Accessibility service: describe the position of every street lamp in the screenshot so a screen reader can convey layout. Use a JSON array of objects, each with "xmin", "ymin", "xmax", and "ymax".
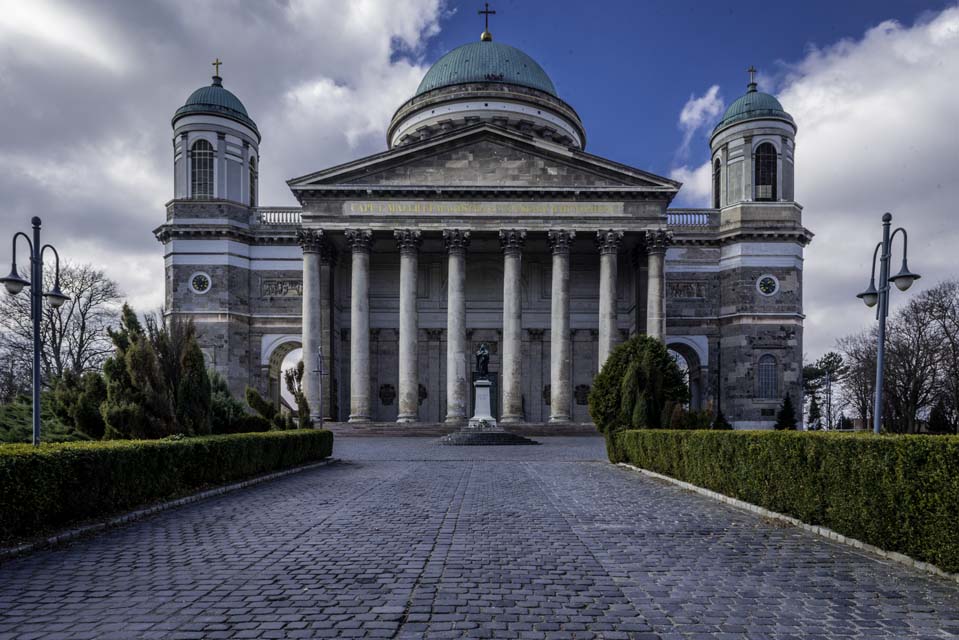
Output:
[
  {"xmin": 0, "ymin": 217, "xmax": 69, "ymax": 446},
  {"xmin": 856, "ymin": 212, "xmax": 920, "ymax": 434}
]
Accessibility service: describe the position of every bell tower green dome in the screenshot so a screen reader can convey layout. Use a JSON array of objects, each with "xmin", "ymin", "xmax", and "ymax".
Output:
[
  {"xmin": 415, "ymin": 40, "xmax": 557, "ymax": 97},
  {"xmin": 713, "ymin": 78, "xmax": 794, "ymax": 134},
  {"xmin": 173, "ymin": 75, "xmax": 259, "ymax": 139}
]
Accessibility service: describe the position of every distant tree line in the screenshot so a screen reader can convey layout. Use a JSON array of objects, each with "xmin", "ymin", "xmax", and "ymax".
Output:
[{"xmin": 806, "ymin": 279, "xmax": 959, "ymax": 434}]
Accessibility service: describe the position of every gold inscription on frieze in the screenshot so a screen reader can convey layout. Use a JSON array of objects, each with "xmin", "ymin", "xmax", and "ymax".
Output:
[{"xmin": 346, "ymin": 201, "xmax": 623, "ymax": 215}]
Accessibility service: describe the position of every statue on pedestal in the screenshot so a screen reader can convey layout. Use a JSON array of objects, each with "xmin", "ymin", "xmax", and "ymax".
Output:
[{"xmin": 475, "ymin": 343, "xmax": 490, "ymax": 378}]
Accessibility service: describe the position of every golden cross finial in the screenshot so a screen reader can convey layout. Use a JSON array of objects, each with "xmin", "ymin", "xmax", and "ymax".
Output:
[
  {"xmin": 747, "ymin": 65, "xmax": 757, "ymax": 84},
  {"xmin": 479, "ymin": 2, "xmax": 495, "ymax": 40},
  {"xmin": 212, "ymin": 58, "xmax": 222, "ymax": 76}
]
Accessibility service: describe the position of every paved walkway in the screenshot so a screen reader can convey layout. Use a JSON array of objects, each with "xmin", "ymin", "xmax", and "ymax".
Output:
[{"xmin": 1, "ymin": 437, "xmax": 957, "ymax": 639}]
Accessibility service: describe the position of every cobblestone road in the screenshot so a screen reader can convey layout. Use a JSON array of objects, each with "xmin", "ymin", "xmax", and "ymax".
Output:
[{"xmin": 1, "ymin": 437, "xmax": 957, "ymax": 639}]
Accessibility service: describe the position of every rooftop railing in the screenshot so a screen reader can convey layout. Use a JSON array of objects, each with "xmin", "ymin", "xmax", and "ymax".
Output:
[
  {"xmin": 667, "ymin": 209, "xmax": 718, "ymax": 228},
  {"xmin": 254, "ymin": 208, "xmax": 302, "ymax": 226}
]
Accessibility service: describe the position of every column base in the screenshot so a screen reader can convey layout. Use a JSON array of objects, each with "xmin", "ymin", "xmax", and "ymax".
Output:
[
  {"xmin": 348, "ymin": 415, "xmax": 371, "ymax": 423},
  {"xmin": 445, "ymin": 415, "xmax": 467, "ymax": 425},
  {"xmin": 549, "ymin": 416, "xmax": 572, "ymax": 424},
  {"xmin": 396, "ymin": 414, "xmax": 417, "ymax": 423},
  {"xmin": 499, "ymin": 415, "xmax": 524, "ymax": 424}
]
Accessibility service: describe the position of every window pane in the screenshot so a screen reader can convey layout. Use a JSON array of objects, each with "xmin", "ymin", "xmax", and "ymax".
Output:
[
  {"xmin": 754, "ymin": 143, "xmax": 777, "ymax": 201},
  {"xmin": 191, "ymin": 140, "xmax": 214, "ymax": 198},
  {"xmin": 758, "ymin": 354, "xmax": 778, "ymax": 399}
]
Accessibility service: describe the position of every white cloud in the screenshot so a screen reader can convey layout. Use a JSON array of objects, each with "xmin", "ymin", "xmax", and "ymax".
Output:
[
  {"xmin": 0, "ymin": 0, "xmax": 445, "ymax": 312},
  {"xmin": 677, "ymin": 85, "xmax": 723, "ymax": 155},
  {"xmin": 669, "ymin": 163, "xmax": 711, "ymax": 206},
  {"xmin": 669, "ymin": 7, "xmax": 959, "ymax": 358}
]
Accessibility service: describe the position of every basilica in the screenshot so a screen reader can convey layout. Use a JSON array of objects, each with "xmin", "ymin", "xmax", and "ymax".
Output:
[{"xmin": 155, "ymin": 28, "xmax": 811, "ymax": 429}]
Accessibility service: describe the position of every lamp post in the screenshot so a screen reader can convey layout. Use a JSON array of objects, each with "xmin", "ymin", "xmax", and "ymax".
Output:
[
  {"xmin": 856, "ymin": 212, "xmax": 920, "ymax": 434},
  {"xmin": 0, "ymin": 217, "xmax": 69, "ymax": 446}
]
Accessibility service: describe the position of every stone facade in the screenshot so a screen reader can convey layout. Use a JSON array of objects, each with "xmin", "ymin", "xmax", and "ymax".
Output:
[{"xmin": 158, "ymin": 50, "xmax": 811, "ymax": 429}]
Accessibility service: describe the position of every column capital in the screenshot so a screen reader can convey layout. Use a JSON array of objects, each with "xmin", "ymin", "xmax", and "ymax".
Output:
[
  {"xmin": 596, "ymin": 229, "xmax": 624, "ymax": 255},
  {"xmin": 644, "ymin": 229, "xmax": 673, "ymax": 254},
  {"xmin": 443, "ymin": 229, "xmax": 471, "ymax": 253},
  {"xmin": 394, "ymin": 229, "xmax": 422, "ymax": 254},
  {"xmin": 547, "ymin": 229, "xmax": 576, "ymax": 254},
  {"xmin": 296, "ymin": 229, "xmax": 326, "ymax": 253},
  {"xmin": 345, "ymin": 228, "xmax": 373, "ymax": 252},
  {"xmin": 499, "ymin": 229, "xmax": 527, "ymax": 254}
]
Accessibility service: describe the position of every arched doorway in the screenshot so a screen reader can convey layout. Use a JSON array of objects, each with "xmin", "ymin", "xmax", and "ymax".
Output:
[
  {"xmin": 667, "ymin": 339, "xmax": 707, "ymax": 411},
  {"xmin": 263, "ymin": 338, "xmax": 302, "ymax": 413}
]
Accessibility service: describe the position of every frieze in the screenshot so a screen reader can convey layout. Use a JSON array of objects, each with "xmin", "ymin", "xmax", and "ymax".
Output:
[
  {"xmin": 261, "ymin": 279, "xmax": 303, "ymax": 298},
  {"xmin": 667, "ymin": 281, "xmax": 708, "ymax": 299},
  {"xmin": 346, "ymin": 201, "xmax": 625, "ymax": 216}
]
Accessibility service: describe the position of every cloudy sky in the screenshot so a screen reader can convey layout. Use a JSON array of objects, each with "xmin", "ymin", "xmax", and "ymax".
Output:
[{"xmin": 1, "ymin": 0, "xmax": 956, "ymax": 360}]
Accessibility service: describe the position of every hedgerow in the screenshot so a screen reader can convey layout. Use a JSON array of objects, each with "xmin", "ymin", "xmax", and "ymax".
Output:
[
  {"xmin": 614, "ymin": 429, "xmax": 959, "ymax": 574},
  {"xmin": 0, "ymin": 429, "xmax": 333, "ymax": 543}
]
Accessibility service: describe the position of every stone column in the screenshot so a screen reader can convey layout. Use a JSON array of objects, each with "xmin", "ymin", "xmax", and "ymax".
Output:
[
  {"xmin": 318, "ymin": 245, "xmax": 337, "ymax": 420},
  {"xmin": 345, "ymin": 229, "xmax": 373, "ymax": 422},
  {"xmin": 394, "ymin": 229, "xmax": 422, "ymax": 423},
  {"xmin": 548, "ymin": 230, "xmax": 575, "ymax": 423},
  {"xmin": 596, "ymin": 230, "xmax": 624, "ymax": 367},
  {"xmin": 645, "ymin": 230, "xmax": 671, "ymax": 342},
  {"xmin": 443, "ymin": 229, "xmax": 470, "ymax": 424},
  {"xmin": 297, "ymin": 229, "xmax": 324, "ymax": 420},
  {"xmin": 499, "ymin": 229, "xmax": 527, "ymax": 423}
]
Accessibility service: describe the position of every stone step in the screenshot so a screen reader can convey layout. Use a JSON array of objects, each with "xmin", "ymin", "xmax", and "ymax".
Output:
[{"xmin": 320, "ymin": 421, "xmax": 599, "ymax": 437}]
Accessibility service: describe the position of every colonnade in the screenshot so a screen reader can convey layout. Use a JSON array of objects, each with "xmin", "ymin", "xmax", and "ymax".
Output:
[{"xmin": 299, "ymin": 228, "xmax": 669, "ymax": 424}]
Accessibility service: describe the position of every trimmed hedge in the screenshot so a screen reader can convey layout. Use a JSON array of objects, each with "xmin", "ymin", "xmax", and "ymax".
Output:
[
  {"xmin": 0, "ymin": 429, "xmax": 333, "ymax": 543},
  {"xmin": 613, "ymin": 429, "xmax": 959, "ymax": 574}
]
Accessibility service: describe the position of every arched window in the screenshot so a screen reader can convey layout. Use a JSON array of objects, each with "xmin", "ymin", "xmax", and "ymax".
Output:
[
  {"xmin": 249, "ymin": 156, "xmax": 257, "ymax": 206},
  {"xmin": 754, "ymin": 142, "xmax": 777, "ymax": 201},
  {"xmin": 712, "ymin": 158, "xmax": 722, "ymax": 208},
  {"xmin": 190, "ymin": 139, "xmax": 214, "ymax": 198},
  {"xmin": 758, "ymin": 354, "xmax": 778, "ymax": 399}
]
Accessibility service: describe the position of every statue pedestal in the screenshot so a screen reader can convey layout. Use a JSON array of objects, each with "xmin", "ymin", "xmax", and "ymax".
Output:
[
  {"xmin": 439, "ymin": 377, "xmax": 537, "ymax": 446},
  {"xmin": 466, "ymin": 379, "xmax": 498, "ymax": 431}
]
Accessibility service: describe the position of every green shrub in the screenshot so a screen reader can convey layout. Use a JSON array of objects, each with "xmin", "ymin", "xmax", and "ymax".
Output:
[
  {"xmin": 0, "ymin": 429, "xmax": 334, "ymax": 542},
  {"xmin": 0, "ymin": 394, "xmax": 79, "ymax": 444},
  {"xmin": 775, "ymin": 395, "xmax": 798, "ymax": 430},
  {"xmin": 246, "ymin": 386, "xmax": 292, "ymax": 430},
  {"xmin": 589, "ymin": 335, "xmax": 687, "ymax": 438},
  {"xmin": 209, "ymin": 371, "xmax": 248, "ymax": 434},
  {"xmin": 176, "ymin": 338, "xmax": 211, "ymax": 436},
  {"xmin": 614, "ymin": 429, "xmax": 959, "ymax": 574}
]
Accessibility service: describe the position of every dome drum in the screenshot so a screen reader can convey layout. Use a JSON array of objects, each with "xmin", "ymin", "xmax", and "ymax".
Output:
[{"xmin": 389, "ymin": 40, "xmax": 585, "ymax": 149}]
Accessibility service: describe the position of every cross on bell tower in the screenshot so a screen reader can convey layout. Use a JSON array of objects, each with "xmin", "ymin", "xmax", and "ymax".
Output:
[{"xmin": 479, "ymin": 3, "xmax": 495, "ymax": 41}]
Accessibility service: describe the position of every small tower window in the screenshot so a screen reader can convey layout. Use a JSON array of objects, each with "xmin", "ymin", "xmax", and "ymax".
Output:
[
  {"xmin": 754, "ymin": 142, "xmax": 777, "ymax": 201},
  {"xmin": 190, "ymin": 139, "xmax": 214, "ymax": 199},
  {"xmin": 249, "ymin": 156, "xmax": 257, "ymax": 207},
  {"xmin": 758, "ymin": 354, "xmax": 778, "ymax": 399},
  {"xmin": 712, "ymin": 158, "xmax": 722, "ymax": 209}
]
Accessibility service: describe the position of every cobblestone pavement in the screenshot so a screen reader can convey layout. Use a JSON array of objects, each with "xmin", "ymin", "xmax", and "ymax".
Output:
[{"xmin": 1, "ymin": 437, "xmax": 958, "ymax": 639}]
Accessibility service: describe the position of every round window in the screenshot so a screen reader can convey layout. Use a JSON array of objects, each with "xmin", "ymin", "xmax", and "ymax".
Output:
[
  {"xmin": 189, "ymin": 272, "xmax": 212, "ymax": 295},
  {"xmin": 757, "ymin": 274, "xmax": 780, "ymax": 297}
]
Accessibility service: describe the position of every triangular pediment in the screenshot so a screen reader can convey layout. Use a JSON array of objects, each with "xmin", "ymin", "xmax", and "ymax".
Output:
[{"xmin": 287, "ymin": 124, "xmax": 680, "ymax": 192}]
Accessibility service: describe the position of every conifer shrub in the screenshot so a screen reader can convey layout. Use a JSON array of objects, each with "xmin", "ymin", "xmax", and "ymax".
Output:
[
  {"xmin": 588, "ymin": 335, "xmax": 687, "ymax": 459},
  {"xmin": 775, "ymin": 395, "xmax": 798, "ymax": 430},
  {"xmin": 614, "ymin": 429, "xmax": 959, "ymax": 574},
  {"xmin": 0, "ymin": 429, "xmax": 334, "ymax": 542}
]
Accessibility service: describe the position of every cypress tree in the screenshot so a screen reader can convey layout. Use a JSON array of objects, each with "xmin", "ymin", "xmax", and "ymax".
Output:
[
  {"xmin": 775, "ymin": 395, "xmax": 797, "ymax": 430},
  {"xmin": 176, "ymin": 337, "xmax": 212, "ymax": 435}
]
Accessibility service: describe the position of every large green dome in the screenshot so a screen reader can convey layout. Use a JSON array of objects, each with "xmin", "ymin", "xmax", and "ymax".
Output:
[
  {"xmin": 173, "ymin": 76, "xmax": 259, "ymax": 137},
  {"xmin": 714, "ymin": 83, "xmax": 793, "ymax": 132},
  {"xmin": 415, "ymin": 40, "xmax": 557, "ymax": 97}
]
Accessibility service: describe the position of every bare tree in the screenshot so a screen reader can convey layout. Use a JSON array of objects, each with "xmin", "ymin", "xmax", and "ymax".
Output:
[
  {"xmin": 882, "ymin": 296, "xmax": 941, "ymax": 433},
  {"xmin": 925, "ymin": 280, "xmax": 959, "ymax": 425},
  {"xmin": 0, "ymin": 263, "xmax": 122, "ymax": 386},
  {"xmin": 836, "ymin": 330, "xmax": 876, "ymax": 427}
]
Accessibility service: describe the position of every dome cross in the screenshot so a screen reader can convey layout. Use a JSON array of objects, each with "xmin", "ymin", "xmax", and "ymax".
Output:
[
  {"xmin": 479, "ymin": 3, "xmax": 496, "ymax": 41},
  {"xmin": 212, "ymin": 58, "xmax": 222, "ymax": 76}
]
